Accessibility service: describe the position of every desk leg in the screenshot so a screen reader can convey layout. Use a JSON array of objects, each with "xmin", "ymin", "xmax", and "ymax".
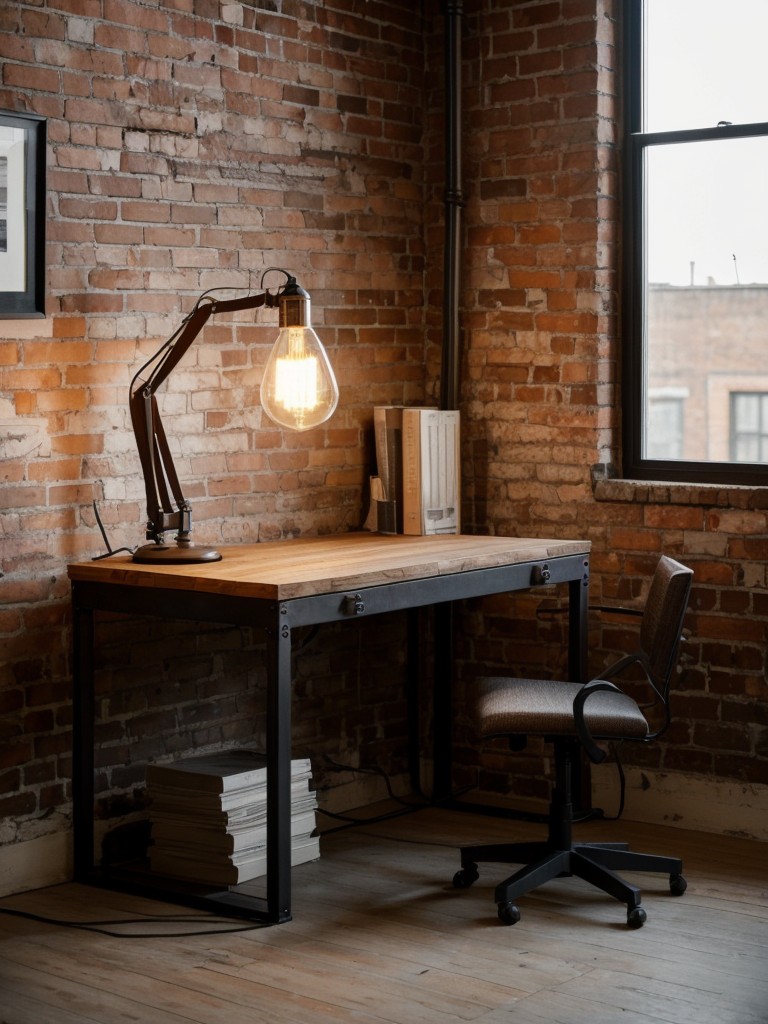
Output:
[
  {"xmin": 406, "ymin": 603, "xmax": 454, "ymax": 799},
  {"xmin": 568, "ymin": 562, "xmax": 589, "ymax": 685},
  {"xmin": 71, "ymin": 597, "xmax": 95, "ymax": 879},
  {"xmin": 569, "ymin": 559, "xmax": 591, "ymax": 808},
  {"xmin": 265, "ymin": 617, "xmax": 293, "ymax": 923},
  {"xmin": 432, "ymin": 601, "xmax": 454, "ymax": 801},
  {"xmin": 407, "ymin": 609, "xmax": 423, "ymax": 796}
]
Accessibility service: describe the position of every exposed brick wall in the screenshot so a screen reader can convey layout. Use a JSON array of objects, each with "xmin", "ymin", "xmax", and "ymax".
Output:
[
  {"xmin": 450, "ymin": 0, "xmax": 767, "ymax": 805},
  {"xmin": 1, "ymin": 0, "xmax": 766, "ymax": 863},
  {"xmin": 0, "ymin": 0, "xmax": 428, "ymax": 846}
]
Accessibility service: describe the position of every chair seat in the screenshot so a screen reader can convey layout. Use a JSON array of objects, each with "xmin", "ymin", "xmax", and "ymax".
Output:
[{"xmin": 477, "ymin": 677, "xmax": 649, "ymax": 741}]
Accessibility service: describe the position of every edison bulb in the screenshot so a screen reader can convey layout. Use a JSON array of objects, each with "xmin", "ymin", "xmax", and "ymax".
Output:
[{"xmin": 261, "ymin": 293, "xmax": 338, "ymax": 431}]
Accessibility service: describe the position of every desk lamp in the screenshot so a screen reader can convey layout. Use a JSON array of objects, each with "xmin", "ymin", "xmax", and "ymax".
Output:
[{"xmin": 129, "ymin": 269, "xmax": 338, "ymax": 565}]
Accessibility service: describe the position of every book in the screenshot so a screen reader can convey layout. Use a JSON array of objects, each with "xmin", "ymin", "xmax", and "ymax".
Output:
[
  {"xmin": 150, "ymin": 808, "xmax": 318, "ymax": 855},
  {"xmin": 149, "ymin": 833, "xmax": 321, "ymax": 887},
  {"xmin": 402, "ymin": 408, "xmax": 460, "ymax": 535},
  {"xmin": 373, "ymin": 406, "xmax": 408, "ymax": 533},
  {"xmin": 148, "ymin": 783, "xmax": 317, "ymax": 823},
  {"xmin": 145, "ymin": 750, "xmax": 311, "ymax": 793},
  {"xmin": 148, "ymin": 778, "xmax": 316, "ymax": 816}
]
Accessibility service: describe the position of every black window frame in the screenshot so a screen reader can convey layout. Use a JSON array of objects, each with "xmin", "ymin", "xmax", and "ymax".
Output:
[{"xmin": 621, "ymin": 1, "xmax": 768, "ymax": 485}]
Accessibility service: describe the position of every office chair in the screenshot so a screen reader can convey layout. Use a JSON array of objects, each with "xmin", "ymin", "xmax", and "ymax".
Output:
[{"xmin": 453, "ymin": 555, "xmax": 693, "ymax": 928}]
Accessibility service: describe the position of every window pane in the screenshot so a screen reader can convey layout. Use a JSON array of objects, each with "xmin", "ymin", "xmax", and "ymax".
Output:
[
  {"xmin": 647, "ymin": 398, "xmax": 684, "ymax": 459},
  {"xmin": 647, "ymin": 137, "xmax": 768, "ymax": 288},
  {"xmin": 735, "ymin": 436, "xmax": 759, "ymax": 462},
  {"xmin": 646, "ymin": 0, "xmax": 768, "ymax": 132},
  {"xmin": 736, "ymin": 394, "xmax": 759, "ymax": 432},
  {"xmin": 644, "ymin": 136, "xmax": 768, "ymax": 464},
  {"xmin": 730, "ymin": 393, "xmax": 768, "ymax": 463},
  {"xmin": 645, "ymin": 136, "xmax": 768, "ymax": 461}
]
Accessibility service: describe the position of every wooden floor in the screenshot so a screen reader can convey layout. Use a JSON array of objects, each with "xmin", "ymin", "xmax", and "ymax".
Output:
[{"xmin": 0, "ymin": 807, "xmax": 766, "ymax": 1024}]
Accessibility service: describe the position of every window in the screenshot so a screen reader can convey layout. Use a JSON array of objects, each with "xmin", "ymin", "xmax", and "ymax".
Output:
[
  {"xmin": 731, "ymin": 393, "xmax": 768, "ymax": 463},
  {"xmin": 622, "ymin": 1, "xmax": 768, "ymax": 484},
  {"xmin": 647, "ymin": 390, "xmax": 686, "ymax": 460}
]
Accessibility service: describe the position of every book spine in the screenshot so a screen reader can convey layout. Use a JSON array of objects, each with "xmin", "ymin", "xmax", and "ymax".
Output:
[
  {"xmin": 373, "ymin": 406, "xmax": 404, "ymax": 533},
  {"xmin": 402, "ymin": 409, "xmax": 460, "ymax": 535},
  {"xmin": 401, "ymin": 408, "xmax": 422, "ymax": 534}
]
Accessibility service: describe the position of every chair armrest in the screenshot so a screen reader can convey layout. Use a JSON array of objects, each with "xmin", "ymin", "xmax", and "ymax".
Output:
[
  {"xmin": 601, "ymin": 650, "xmax": 663, "ymax": 709},
  {"xmin": 573, "ymin": 679, "xmax": 625, "ymax": 765},
  {"xmin": 600, "ymin": 651, "xmax": 644, "ymax": 680}
]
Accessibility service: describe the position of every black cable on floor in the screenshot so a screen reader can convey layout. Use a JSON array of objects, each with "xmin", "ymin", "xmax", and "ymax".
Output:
[{"xmin": 0, "ymin": 903, "xmax": 266, "ymax": 938}]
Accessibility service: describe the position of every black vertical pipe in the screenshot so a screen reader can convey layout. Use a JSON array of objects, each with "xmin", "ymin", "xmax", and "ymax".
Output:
[
  {"xmin": 440, "ymin": 0, "xmax": 463, "ymax": 412},
  {"xmin": 435, "ymin": 2, "xmax": 463, "ymax": 804}
]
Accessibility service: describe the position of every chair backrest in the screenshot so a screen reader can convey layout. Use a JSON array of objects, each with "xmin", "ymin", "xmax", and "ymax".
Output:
[{"xmin": 640, "ymin": 556, "xmax": 693, "ymax": 696}]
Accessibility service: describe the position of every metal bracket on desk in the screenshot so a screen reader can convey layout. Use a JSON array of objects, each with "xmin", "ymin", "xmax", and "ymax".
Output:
[
  {"xmin": 343, "ymin": 593, "xmax": 365, "ymax": 616},
  {"xmin": 530, "ymin": 563, "xmax": 551, "ymax": 585}
]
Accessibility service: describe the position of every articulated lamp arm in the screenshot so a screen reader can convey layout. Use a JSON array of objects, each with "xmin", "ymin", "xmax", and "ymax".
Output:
[
  {"xmin": 128, "ymin": 272, "xmax": 338, "ymax": 565},
  {"xmin": 129, "ymin": 291, "xmax": 275, "ymax": 564}
]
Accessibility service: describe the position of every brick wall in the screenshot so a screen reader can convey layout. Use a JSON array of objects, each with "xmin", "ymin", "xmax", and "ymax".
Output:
[
  {"xmin": 0, "ymin": 0, "xmax": 429, "ymax": 852},
  {"xmin": 1, "ymin": 0, "xmax": 766, "ymax": 870},
  {"xmin": 451, "ymin": 0, "xmax": 767, "ymax": 816}
]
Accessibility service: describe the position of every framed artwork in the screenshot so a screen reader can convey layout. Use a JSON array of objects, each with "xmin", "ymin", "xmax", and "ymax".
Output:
[{"xmin": 0, "ymin": 110, "xmax": 46, "ymax": 318}]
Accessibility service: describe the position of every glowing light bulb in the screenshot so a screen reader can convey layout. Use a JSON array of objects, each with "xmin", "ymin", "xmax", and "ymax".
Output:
[{"xmin": 260, "ymin": 281, "xmax": 338, "ymax": 431}]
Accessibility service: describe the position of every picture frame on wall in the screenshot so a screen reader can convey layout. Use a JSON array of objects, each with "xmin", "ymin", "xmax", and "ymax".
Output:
[{"xmin": 0, "ymin": 110, "xmax": 46, "ymax": 319}]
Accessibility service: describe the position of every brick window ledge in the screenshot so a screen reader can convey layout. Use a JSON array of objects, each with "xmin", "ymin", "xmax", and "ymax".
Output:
[{"xmin": 592, "ymin": 469, "xmax": 768, "ymax": 510}]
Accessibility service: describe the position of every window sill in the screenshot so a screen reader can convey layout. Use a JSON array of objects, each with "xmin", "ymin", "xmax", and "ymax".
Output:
[{"xmin": 592, "ymin": 470, "xmax": 768, "ymax": 509}]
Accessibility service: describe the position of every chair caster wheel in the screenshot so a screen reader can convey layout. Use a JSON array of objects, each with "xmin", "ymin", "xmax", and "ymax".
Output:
[
  {"xmin": 453, "ymin": 864, "xmax": 479, "ymax": 889},
  {"xmin": 627, "ymin": 906, "xmax": 647, "ymax": 929},
  {"xmin": 670, "ymin": 873, "xmax": 687, "ymax": 896},
  {"xmin": 497, "ymin": 902, "xmax": 521, "ymax": 926}
]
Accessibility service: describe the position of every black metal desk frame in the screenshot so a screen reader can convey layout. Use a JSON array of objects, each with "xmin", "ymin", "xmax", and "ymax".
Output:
[{"xmin": 71, "ymin": 549, "xmax": 589, "ymax": 924}]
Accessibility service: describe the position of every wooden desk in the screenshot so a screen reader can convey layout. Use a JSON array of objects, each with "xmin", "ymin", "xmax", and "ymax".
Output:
[{"xmin": 69, "ymin": 532, "xmax": 590, "ymax": 924}]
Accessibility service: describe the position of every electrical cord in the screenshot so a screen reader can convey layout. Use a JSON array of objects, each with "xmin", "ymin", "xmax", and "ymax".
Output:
[
  {"xmin": 0, "ymin": 902, "xmax": 266, "ymax": 938},
  {"xmin": 316, "ymin": 754, "xmax": 426, "ymax": 809},
  {"xmin": 91, "ymin": 499, "xmax": 135, "ymax": 560},
  {"xmin": 314, "ymin": 746, "xmax": 626, "ymax": 838},
  {"xmin": 312, "ymin": 753, "xmax": 434, "ymax": 836}
]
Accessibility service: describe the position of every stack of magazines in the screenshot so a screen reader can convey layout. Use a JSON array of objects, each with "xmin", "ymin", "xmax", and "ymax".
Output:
[{"xmin": 146, "ymin": 750, "xmax": 319, "ymax": 886}]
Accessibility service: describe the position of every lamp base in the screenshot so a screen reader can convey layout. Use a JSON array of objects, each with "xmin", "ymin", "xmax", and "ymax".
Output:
[{"xmin": 132, "ymin": 542, "xmax": 222, "ymax": 565}]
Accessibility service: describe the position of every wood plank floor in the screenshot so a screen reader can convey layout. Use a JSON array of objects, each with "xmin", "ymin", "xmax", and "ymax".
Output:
[{"xmin": 0, "ymin": 807, "xmax": 766, "ymax": 1024}]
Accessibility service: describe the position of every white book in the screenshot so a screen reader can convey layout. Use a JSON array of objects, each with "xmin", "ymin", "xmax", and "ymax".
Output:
[
  {"xmin": 402, "ymin": 408, "xmax": 460, "ymax": 535},
  {"xmin": 149, "ymin": 779, "xmax": 316, "ymax": 817},
  {"xmin": 150, "ymin": 833, "xmax": 321, "ymax": 887},
  {"xmin": 145, "ymin": 751, "xmax": 311, "ymax": 793},
  {"xmin": 150, "ymin": 808, "xmax": 318, "ymax": 855}
]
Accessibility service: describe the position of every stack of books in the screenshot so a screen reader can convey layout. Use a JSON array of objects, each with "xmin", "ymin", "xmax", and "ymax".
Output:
[{"xmin": 146, "ymin": 750, "xmax": 319, "ymax": 887}]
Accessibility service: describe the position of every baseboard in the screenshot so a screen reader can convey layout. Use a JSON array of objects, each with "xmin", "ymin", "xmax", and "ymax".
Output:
[
  {"xmin": 4, "ymin": 770, "xmax": 759, "ymax": 897},
  {"xmin": 0, "ymin": 831, "xmax": 73, "ymax": 897},
  {"xmin": 591, "ymin": 767, "xmax": 768, "ymax": 842}
]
